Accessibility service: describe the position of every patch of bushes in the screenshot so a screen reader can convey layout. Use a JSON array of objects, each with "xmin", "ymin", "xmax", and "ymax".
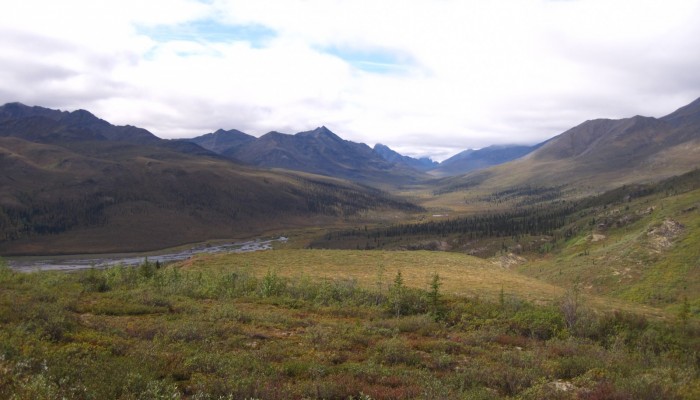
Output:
[
  {"xmin": 0, "ymin": 261, "xmax": 697, "ymax": 399},
  {"xmin": 511, "ymin": 306, "xmax": 565, "ymax": 340},
  {"xmin": 372, "ymin": 338, "xmax": 421, "ymax": 366}
]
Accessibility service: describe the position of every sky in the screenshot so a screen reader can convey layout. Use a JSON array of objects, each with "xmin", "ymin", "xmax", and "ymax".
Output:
[{"xmin": 2, "ymin": 0, "xmax": 700, "ymax": 161}]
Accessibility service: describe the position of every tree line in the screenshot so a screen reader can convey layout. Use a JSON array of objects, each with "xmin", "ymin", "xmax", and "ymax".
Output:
[{"xmin": 320, "ymin": 202, "xmax": 576, "ymax": 246}]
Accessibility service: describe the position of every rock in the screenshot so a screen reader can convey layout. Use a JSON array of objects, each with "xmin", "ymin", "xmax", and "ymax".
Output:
[
  {"xmin": 589, "ymin": 233, "xmax": 606, "ymax": 242},
  {"xmin": 647, "ymin": 218, "xmax": 684, "ymax": 252},
  {"xmin": 491, "ymin": 253, "xmax": 527, "ymax": 269},
  {"xmin": 549, "ymin": 380, "xmax": 575, "ymax": 392}
]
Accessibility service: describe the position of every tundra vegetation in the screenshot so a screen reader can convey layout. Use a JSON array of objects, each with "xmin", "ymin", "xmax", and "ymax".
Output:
[{"xmin": 0, "ymin": 252, "xmax": 698, "ymax": 399}]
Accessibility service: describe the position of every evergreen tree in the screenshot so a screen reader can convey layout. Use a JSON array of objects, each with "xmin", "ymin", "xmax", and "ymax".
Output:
[
  {"xmin": 427, "ymin": 272, "xmax": 442, "ymax": 319},
  {"xmin": 389, "ymin": 270, "xmax": 405, "ymax": 318}
]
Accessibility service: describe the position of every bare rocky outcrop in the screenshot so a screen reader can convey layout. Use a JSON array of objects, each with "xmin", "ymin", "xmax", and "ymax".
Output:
[
  {"xmin": 589, "ymin": 233, "xmax": 606, "ymax": 242},
  {"xmin": 646, "ymin": 218, "xmax": 684, "ymax": 252},
  {"xmin": 492, "ymin": 253, "xmax": 527, "ymax": 269}
]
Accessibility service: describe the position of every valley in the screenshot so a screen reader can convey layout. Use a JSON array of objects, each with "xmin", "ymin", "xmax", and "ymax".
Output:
[{"xmin": 1, "ymin": 98, "xmax": 699, "ymax": 399}]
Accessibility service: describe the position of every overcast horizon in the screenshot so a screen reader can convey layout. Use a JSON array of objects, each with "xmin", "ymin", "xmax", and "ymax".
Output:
[{"xmin": 2, "ymin": 0, "xmax": 700, "ymax": 161}]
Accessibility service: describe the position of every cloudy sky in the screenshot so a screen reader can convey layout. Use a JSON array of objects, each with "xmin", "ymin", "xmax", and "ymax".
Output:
[{"xmin": 2, "ymin": 0, "xmax": 700, "ymax": 161}]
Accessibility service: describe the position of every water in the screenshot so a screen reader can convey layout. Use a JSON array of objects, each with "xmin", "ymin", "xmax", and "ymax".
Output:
[{"xmin": 7, "ymin": 236, "xmax": 288, "ymax": 273}]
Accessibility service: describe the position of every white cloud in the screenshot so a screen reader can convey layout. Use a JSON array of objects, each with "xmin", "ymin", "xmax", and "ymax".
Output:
[{"xmin": 1, "ymin": 0, "xmax": 700, "ymax": 161}]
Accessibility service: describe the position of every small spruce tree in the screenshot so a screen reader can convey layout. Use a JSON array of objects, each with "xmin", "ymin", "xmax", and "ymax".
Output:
[
  {"xmin": 428, "ymin": 272, "xmax": 442, "ymax": 319},
  {"xmin": 560, "ymin": 279, "xmax": 581, "ymax": 332},
  {"xmin": 375, "ymin": 263, "xmax": 385, "ymax": 306},
  {"xmin": 389, "ymin": 270, "xmax": 405, "ymax": 318}
]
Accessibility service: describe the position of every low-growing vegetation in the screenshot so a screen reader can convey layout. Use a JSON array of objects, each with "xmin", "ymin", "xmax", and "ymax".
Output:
[{"xmin": 1, "ymin": 255, "xmax": 697, "ymax": 399}]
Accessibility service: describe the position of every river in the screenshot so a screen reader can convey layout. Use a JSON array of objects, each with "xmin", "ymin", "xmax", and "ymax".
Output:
[{"xmin": 6, "ymin": 236, "xmax": 288, "ymax": 273}]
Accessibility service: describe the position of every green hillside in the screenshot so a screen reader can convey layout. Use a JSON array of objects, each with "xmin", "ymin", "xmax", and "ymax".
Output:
[
  {"xmin": 517, "ymin": 180, "xmax": 700, "ymax": 313},
  {"xmin": 0, "ymin": 137, "xmax": 420, "ymax": 255}
]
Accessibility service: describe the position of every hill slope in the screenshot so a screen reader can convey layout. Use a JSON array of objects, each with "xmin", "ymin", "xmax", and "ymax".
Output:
[
  {"xmin": 516, "ymin": 172, "xmax": 700, "ymax": 312},
  {"xmin": 435, "ymin": 97, "xmax": 700, "ymax": 196},
  {"xmin": 0, "ymin": 103, "xmax": 421, "ymax": 255}
]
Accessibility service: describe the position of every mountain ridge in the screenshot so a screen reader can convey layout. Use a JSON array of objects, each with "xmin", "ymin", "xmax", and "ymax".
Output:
[
  {"xmin": 185, "ymin": 128, "xmax": 543, "ymax": 178},
  {"xmin": 0, "ymin": 103, "xmax": 422, "ymax": 255},
  {"xmin": 199, "ymin": 126, "xmax": 428, "ymax": 184},
  {"xmin": 0, "ymin": 102, "xmax": 161, "ymax": 145},
  {"xmin": 432, "ymin": 143, "xmax": 545, "ymax": 177},
  {"xmin": 435, "ymin": 96, "xmax": 700, "ymax": 196},
  {"xmin": 373, "ymin": 143, "xmax": 439, "ymax": 171},
  {"xmin": 185, "ymin": 128, "xmax": 255, "ymax": 155},
  {"xmin": 4, "ymin": 95, "xmax": 700, "ymax": 202}
]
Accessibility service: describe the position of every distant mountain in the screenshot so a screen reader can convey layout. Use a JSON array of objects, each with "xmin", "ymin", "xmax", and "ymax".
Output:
[
  {"xmin": 185, "ymin": 127, "xmax": 539, "ymax": 180},
  {"xmin": 223, "ymin": 126, "xmax": 426, "ymax": 184},
  {"xmin": 373, "ymin": 143, "xmax": 438, "ymax": 171},
  {"xmin": 0, "ymin": 103, "xmax": 421, "ymax": 255},
  {"xmin": 185, "ymin": 128, "xmax": 255, "ymax": 155},
  {"xmin": 661, "ymin": 96, "xmax": 700, "ymax": 127},
  {"xmin": 529, "ymin": 110, "xmax": 698, "ymax": 171},
  {"xmin": 0, "ymin": 102, "xmax": 214, "ymax": 157},
  {"xmin": 431, "ymin": 143, "xmax": 544, "ymax": 177},
  {"xmin": 436, "ymin": 96, "xmax": 700, "ymax": 195},
  {"xmin": 0, "ymin": 102, "xmax": 161, "ymax": 145}
]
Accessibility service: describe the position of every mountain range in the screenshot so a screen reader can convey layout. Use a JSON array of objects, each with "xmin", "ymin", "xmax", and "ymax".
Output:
[
  {"xmin": 429, "ymin": 143, "xmax": 546, "ymax": 177},
  {"xmin": 435, "ymin": 96, "xmax": 700, "ymax": 195},
  {"xmin": 183, "ymin": 127, "xmax": 543, "ymax": 179},
  {"xmin": 184, "ymin": 126, "xmax": 432, "ymax": 184},
  {"xmin": 182, "ymin": 97, "xmax": 700, "ymax": 188},
  {"xmin": 1, "ymin": 96, "xmax": 699, "ymax": 254},
  {"xmin": 0, "ymin": 103, "xmax": 419, "ymax": 255},
  {"xmin": 372, "ymin": 143, "xmax": 439, "ymax": 171}
]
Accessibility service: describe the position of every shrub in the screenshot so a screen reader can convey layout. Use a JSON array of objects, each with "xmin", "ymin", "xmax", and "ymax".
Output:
[
  {"xmin": 427, "ymin": 351, "xmax": 457, "ymax": 371},
  {"xmin": 281, "ymin": 360, "xmax": 311, "ymax": 378},
  {"xmin": 492, "ymin": 362, "xmax": 540, "ymax": 396},
  {"xmin": 121, "ymin": 372, "xmax": 180, "ymax": 400},
  {"xmin": 373, "ymin": 314, "xmax": 439, "ymax": 336},
  {"xmin": 138, "ymin": 258, "xmax": 157, "ymax": 280},
  {"xmin": 372, "ymin": 338, "xmax": 421, "ymax": 366},
  {"xmin": 5, "ymin": 372, "xmax": 61, "ymax": 400},
  {"xmin": 636, "ymin": 327, "xmax": 677, "ymax": 357},
  {"xmin": 259, "ymin": 269, "xmax": 285, "ymax": 298},
  {"xmin": 79, "ymin": 268, "xmax": 110, "ymax": 293},
  {"xmin": 512, "ymin": 306, "xmax": 564, "ymax": 340},
  {"xmin": 0, "ymin": 258, "xmax": 15, "ymax": 284},
  {"xmin": 554, "ymin": 355, "xmax": 601, "ymax": 379},
  {"xmin": 25, "ymin": 302, "xmax": 76, "ymax": 342},
  {"xmin": 103, "ymin": 265, "xmax": 139, "ymax": 288}
]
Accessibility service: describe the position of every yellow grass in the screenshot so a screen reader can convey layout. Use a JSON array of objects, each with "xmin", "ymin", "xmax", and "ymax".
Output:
[{"xmin": 179, "ymin": 249, "xmax": 669, "ymax": 318}]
